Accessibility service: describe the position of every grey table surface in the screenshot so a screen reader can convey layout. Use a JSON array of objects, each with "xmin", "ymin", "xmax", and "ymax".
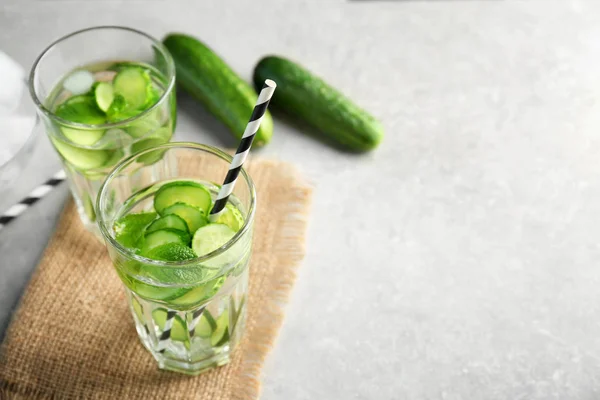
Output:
[{"xmin": 2, "ymin": 1, "xmax": 600, "ymax": 398}]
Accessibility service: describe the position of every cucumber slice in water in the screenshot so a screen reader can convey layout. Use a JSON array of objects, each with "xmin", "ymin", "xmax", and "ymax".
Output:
[
  {"xmin": 94, "ymin": 82, "xmax": 114, "ymax": 112},
  {"xmin": 126, "ymin": 114, "xmax": 162, "ymax": 138},
  {"xmin": 101, "ymin": 148, "xmax": 125, "ymax": 169},
  {"xmin": 231, "ymin": 296, "xmax": 246, "ymax": 331},
  {"xmin": 195, "ymin": 310, "xmax": 216, "ymax": 338},
  {"xmin": 210, "ymin": 310, "xmax": 230, "ymax": 347},
  {"xmin": 131, "ymin": 296, "xmax": 144, "ymax": 321},
  {"xmin": 146, "ymin": 214, "xmax": 189, "ymax": 235},
  {"xmin": 113, "ymin": 67, "xmax": 150, "ymax": 110},
  {"xmin": 168, "ymin": 275, "xmax": 225, "ymax": 307},
  {"xmin": 163, "ymin": 203, "xmax": 208, "ymax": 234},
  {"xmin": 132, "ymin": 138, "xmax": 168, "ymax": 165},
  {"xmin": 154, "ymin": 181, "xmax": 212, "ymax": 215},
  {"xmin": 82, "ymin": 193, "xmax": 96, "ymax": 222},
  {"xmin": 214, "ymin": 203, "xmax": 245, "ymax": 232},
  {"xmin": 152, "ymin": 308, "xmax": 187, "ymax": 342},
  {"xmin": 50, "ymin": 137, "xmax": 109, "ymax": 170},
  {"xmin": 141, "ymin": 228, "xmax": 189, "ymax": 253},
  {"xmin": 60, "ymin": 127, "xmax": 105, "ymax": 147},
  {"xmin": 132, "ymin": 278, "xmax": 189, "ymax": 302},
  {"xmin": 130, "ymin": 127, "xmax": 172, "ymax": 165},
  {"xmin": 192, "ymin": 224, "xmax": 236, "ymax": 257}
]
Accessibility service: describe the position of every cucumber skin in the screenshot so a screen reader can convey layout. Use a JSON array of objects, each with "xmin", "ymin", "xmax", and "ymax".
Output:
[
  {"xmin": 253, "ymin": 56, "xmax": 383, "ymax": 152},
  {"xmin": 163, "ymin": 34, "xmax": 273, "ymax": 146}
]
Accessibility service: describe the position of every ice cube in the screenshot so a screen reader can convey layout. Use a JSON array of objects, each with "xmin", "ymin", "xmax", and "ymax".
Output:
[
  {"xmin": 0, "ymin": 51, "xmax": 25, "ymax": 115},
  {"xmin": 63, "ymin": 69, "xmax": 94, "ymax": 96}
]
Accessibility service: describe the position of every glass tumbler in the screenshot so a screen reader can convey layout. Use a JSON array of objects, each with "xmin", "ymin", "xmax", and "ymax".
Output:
[
  {"xmin": 29, "ymin": 26, "xmax": 176, "ymax": 236},
  {"xmin": 97, "ymin": 142, "xmax": 255, "ymax": 375}
]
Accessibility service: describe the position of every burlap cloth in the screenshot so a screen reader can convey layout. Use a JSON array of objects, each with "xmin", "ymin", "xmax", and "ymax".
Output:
[{"xmin": 0, "ymin": 157, "xmax": 312, "ymax": 399}]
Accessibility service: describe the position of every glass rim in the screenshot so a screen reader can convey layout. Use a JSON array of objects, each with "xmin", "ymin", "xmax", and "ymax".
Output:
[
  {"xmin": 27, "ymin": 26, "xmax": 176, "ymax": 132},
  {"xmin": 96, "ymin": 142, "xmax": 257, "ymax": 268}
]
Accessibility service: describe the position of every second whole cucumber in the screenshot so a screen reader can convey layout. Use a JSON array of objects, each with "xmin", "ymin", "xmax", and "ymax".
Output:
[
  {"xmin": 253, "ymin": 55, "xmax": 383, "ymax": 152},
  {"xmin": 163, "ymin": 33, "xmax": 273, "ymax": 146}
]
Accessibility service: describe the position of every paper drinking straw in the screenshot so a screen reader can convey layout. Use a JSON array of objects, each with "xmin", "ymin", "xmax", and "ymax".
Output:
[
  {"xmin": 175, "ymin": 80, "xmax": 277, "ymax": 343},
  {"xmin": 0, "ymin": 169, "xmax": 66, "ymax": 231},
  {"xmin": 157, "ymin": 310, "xmax": 177, "ymax": 353},
  {"xmin": 188, "ymin": 306, "xmax": 206, "ymax": 338},
  {"xmin": 209, "ymin": 79, "xmax": 277, "ymax": 221}
]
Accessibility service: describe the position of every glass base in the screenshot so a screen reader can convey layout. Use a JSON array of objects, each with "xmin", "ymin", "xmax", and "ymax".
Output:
[
  {"xmin": 125, "ymin": 268, "xmax": 248, "ymax": 375},
  {"xmin": 154, "ymin": 345, "xmax": 232, "ymax": 375}
]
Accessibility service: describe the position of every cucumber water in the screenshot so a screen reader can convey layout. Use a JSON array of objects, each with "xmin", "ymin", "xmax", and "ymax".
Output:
[
  {"xmin": 110, "ymin": 179, "xmax": 251, "ymax": 368},
  {"xmin": 44, "ymin": 60, "xmax": 176, "ymax": 230}
]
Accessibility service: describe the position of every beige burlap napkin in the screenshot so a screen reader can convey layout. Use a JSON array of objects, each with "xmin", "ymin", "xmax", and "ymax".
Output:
[{"xmin": 0, "ymin": 158, "xmax": 312, "ymax": 399}]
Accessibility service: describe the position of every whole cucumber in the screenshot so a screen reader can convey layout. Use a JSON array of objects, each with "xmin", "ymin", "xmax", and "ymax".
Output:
[
  {"xmin": 253, "ymin": 55, "xmax": 383, "ymax": 151},
  {"xmin": 163, "ymin": 34, "xmax": 273, "ymax": 146}
]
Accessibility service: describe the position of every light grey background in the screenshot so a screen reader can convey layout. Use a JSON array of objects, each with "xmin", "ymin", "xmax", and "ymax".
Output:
[{"xmin": 2, "ymin": 1, "xmax": 600, "ymax": 399}]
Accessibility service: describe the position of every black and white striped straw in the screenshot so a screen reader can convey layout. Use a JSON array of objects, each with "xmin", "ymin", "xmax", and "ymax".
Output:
[
  {"xmin": 155, "ymin": 80, "xmax": 276, "ymax": 352},
  {"xmin": 157, "ymin": 310, "xmax": 176, "ymax": 353},
  {"xmin": 188, "ymin": 306, "xmax": 206, "ymax": 338},
  {"xmin": 0, "ymin": 170, "xmax": 66, "ymax": 231},
  {"xmin": 209, "ymin": 79, "xmax": 277, "ymax": 221}
]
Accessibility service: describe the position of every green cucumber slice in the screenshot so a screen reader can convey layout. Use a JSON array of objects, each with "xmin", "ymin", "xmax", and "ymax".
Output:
[
  {"xmin": 214, "ymin": 203, "xmax": 245, "ymax": 232},
  {"xmin": 132, "ymin": 278, "xmax": 189, "ymax": 302},
  {"xmin": 210, "ymin": 310, "xmax": 230, "ymax": 347},
  {"xmin": 195, "ymin": 310, "xmax": 216, "ymax": 338},
  {"xmin": 168, "ymin": 276, "xmax": 225, "ymax": 307},
  {"xmin": 130, "ymin": 127, "xmax": 172, "ymax": 165},
  {"xmin": 55, "ymin": 95, "xmax": 106, "ymax": 145},
  {"xmin": 82, "ymin": 193, "xmax": 96, "ymax": 222},
  {"xmin": 132, "ymin": 296, "xmax": 144, "ymax": 321},
  {"xmin": 126, "ymin": 118, "xmax": 161, "ymax": 138},
  {"xmin": 231, "ymin": 296, "xmax": 246, "ymax": 331},
  {"xmin": 113, "ymin": 67, "xmax": 150, "ymax": 110},
  {"xmin": 60, "ymin": 127, "xmax": 105, "ymax": 147},
  {"xmin": 141, "ymin": 228, "xmax": 189, "ymax": 253},
  {"xmin": 123, "ymin": 106, "xmax": 164, "ymax": 138},
  {"xmin": 94, "ymin": 82, "xmax": 114, "ymax": 112},
  {"xmin": 192, "ymin": 224, "xmax": 236, "ymax": 258},
  {"xmin": 163, "ymin": 203, "xmax": 208, "ymax": 234},
  {"xmin": 50, "ymin": 137, "xmax": 109, "ymax": 170},
  {"xmin": 147, "ymin": 214, "xmax": 189, "ymax": 234},
  {"xmin": 101, "ymin": 148, "xmax": 125, "ymax": 169},
  {"xmin": 152, "ymin": 308, "xmax": 187, "ymax": 342},
  {"xmin": 144, "ymin": 243, "xmax": 197, "ymax": 262},
  {"xmin": 154, "ymin": 181, "xmax": 212, "ymax": 215},
  {"xmin": 113, "ymin": 212, "xmax": 157, "ymax": 249},
  {"xmin": 131, "ymin": 138, "xmax": 168, "ymax": 165}
]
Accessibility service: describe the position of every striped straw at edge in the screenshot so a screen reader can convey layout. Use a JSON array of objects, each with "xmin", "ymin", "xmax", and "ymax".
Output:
[
  {"xmin": 0, "ymin": 170, "xmax": 66, "ymax": 231},
  {"xmin": 209, "ymin": 79, "xmax": 277, "ymax": 221}
]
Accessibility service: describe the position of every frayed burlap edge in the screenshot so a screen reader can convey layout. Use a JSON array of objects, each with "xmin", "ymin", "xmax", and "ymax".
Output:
[
  {"xmin": 233, "ymin": 161, "xmax": 313, "ymax": 400},
  {"xmin": 0, "ymin": 159, "xmax": 313, "ymax": 400}
]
